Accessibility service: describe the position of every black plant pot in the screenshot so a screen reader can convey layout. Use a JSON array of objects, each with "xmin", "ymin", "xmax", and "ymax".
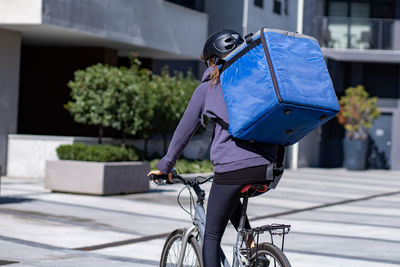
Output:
[{"xmin": 343, "ymin": 137, "xmax": 369, "ymax": 170}]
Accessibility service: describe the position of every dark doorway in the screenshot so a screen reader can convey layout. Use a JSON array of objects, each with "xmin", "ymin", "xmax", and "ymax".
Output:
[
  {"xmin": 362, "ymin": 63, "xmax": 400, "ymax": 98},
  {"xmin": 18, "ymin": 46, "xmax": 118, "ymax": 137},
  {"xmin": 367, "ymin": 113, "xmax": 392, "ymax": 169},
  {"xmin": 318, "ymin": 118, "xmax": 345, "ymax": 168}
]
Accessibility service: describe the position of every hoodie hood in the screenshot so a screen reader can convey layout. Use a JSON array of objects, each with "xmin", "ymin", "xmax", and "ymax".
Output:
[{"xmin": 201, "ymin": 66, "xmax": 215, "ymax": 82}]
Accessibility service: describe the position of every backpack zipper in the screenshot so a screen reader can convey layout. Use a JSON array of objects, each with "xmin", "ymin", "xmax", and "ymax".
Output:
[{"xmin": 260, "ymin": 27, "xmax": 282, "ymax": 103}]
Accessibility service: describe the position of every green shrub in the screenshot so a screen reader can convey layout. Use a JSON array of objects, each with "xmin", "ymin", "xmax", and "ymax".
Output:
[
  {"xmin": 150, "ymin": 67, "xmax": 199, "ymax": 154},
  {"xmin": 57, "ymin": 143, "xmax": 138, "ymax": 162},
  {"xmin": 150, "ymin": 159, "xmax": 214, "ymax": 174},
  {"xmin": 65, "ymin": 60, "xmax": 155, "ymax": 145}
]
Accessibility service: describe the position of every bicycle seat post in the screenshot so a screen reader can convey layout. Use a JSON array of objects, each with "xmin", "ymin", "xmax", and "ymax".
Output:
[
  {"xmin": 238, "ymin": 192, "xmax": 249, "ymax": 231},
  {"xmin": 233, "ymin": 192, "xmax": 250, "ymax": 267}
]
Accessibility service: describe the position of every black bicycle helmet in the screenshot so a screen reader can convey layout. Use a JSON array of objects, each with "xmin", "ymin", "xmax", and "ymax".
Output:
[{"xmin": 202, "ymin": 30, "xmax": 244, "ymax": 66}]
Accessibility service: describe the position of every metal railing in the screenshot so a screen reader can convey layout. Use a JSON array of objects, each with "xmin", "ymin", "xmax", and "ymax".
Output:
[{"xmin": 313, "ymin": 16, "xmax": 400, "ymax": 50}]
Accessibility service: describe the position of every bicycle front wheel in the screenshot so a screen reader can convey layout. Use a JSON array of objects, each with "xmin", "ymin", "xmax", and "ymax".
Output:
[
  {"xmin": 250, "ymin": 242, "xmax": 291, "ymax": 267},
  {"xmin": 160, "ymin": 228, "xmax": 202, "ymax": 267}
]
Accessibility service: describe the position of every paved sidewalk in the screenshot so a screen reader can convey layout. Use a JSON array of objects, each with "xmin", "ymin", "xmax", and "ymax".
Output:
[{"xmin": 0, "ymin": 168, "xmax": 399, "ymax": 266}]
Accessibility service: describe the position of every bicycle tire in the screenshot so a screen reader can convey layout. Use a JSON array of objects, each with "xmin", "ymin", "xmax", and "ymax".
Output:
[
  {"xmin": 250, "ymin": 242, "xmax": 291, "ymax": 267},
  {"xmin": 160, "ymin": 228, "xmax": 203, "ymax": 267}
]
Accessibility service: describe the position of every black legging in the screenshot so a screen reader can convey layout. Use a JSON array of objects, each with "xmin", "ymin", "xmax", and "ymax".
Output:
[{"xmin": 202, "ymin": 181, "xmax": 251, "ymax": 267}]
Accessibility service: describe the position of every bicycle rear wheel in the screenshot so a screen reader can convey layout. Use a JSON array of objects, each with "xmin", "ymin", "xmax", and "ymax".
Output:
[
  {"xmin": 160, "ymin": 229, "xmax": 202, "ymax": 267},
  {"xmin": 250, "ymin": 242, "xmax": 291, "ymax": 267}
]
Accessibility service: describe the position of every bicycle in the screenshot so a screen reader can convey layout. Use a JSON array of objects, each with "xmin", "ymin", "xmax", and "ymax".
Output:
[{"xmin": 150, "ymin": 170, "xmax": 292, "ymax": 267}]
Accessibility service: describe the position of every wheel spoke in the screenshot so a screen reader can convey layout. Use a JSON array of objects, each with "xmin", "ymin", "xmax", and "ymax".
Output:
[{"xmin": 161, "ymin": 231, "xmax": 201, "ymax": 267}]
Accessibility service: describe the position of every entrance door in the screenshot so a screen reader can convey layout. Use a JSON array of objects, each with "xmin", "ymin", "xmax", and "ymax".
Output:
[{"xmin": 367, "ymin": 113, "xmax": 392, "ymax": 169}]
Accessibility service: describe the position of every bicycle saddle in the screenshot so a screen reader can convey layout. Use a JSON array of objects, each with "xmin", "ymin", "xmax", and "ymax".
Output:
[{"xmin": 240, "ymin": 184, "xmax": 268, "ymax": 198}]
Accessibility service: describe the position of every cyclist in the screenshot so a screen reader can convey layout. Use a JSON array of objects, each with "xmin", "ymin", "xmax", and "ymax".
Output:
[{"xmin": 148, "ymin": 30, "xmax": 279, "ymax": 267}]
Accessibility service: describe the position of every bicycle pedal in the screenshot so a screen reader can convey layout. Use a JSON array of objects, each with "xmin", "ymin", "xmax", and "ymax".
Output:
[
  {"xmin": 239, "ymin": 247, "xmax": 251, "ymax": 257},
  {"xmin": 253, "ymin": 256, "xmax": 270, "ymax": 267}
]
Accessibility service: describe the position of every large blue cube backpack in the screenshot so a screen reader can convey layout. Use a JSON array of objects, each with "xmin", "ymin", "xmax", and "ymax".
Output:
[{"xmin": 218, "ymin": 27, "xmax": 340, "ymax": 146}]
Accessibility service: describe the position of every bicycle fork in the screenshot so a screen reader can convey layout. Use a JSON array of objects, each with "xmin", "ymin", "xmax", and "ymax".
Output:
[
  {"xmin": 177, "ymin": 225, "xmax": 197, "ymax": 266},
  {"xmin": 177, "ymin": 202, "xmax": 207, "ymax": 267}
]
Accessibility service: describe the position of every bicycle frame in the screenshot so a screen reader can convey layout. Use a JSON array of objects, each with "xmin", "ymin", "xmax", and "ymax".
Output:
[
  {"xmin": 176, "ymin": 198, "xmax": 231, "ymax": 266},
  {"xmin": 176, "ymin": 190, "xmax": 251, "ymax": 267},
  {"xmin": 154, "ymin": 174, "xmax": 290, "ymax": 267}
]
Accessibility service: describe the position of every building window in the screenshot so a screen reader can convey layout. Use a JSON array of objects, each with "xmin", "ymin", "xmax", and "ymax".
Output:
[
  {"xmin": 165, "ymin": 0, "xmax": 204, "ymax": 12},
  {"xmin": 284, "ymin": 0, "xmax": 288, "ymax": 15},
  {"xmin": 326, "ymin": 0, "xmax": 395, "ymax": 19},
  {"xmin": 254, "ymin": 0, "xmax": 263, "ymax": 8},
  {"xmin": 273, "ymin": 0, "xmax": 282, "ymax": 15}
]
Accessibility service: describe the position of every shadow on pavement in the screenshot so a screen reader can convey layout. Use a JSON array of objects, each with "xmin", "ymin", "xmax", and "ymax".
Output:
[{"xmin": 0, "ymin": 197, "xmax": 34, "ymax": 205}]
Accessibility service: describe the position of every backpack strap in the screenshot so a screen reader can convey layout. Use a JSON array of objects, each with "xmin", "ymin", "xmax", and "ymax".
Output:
[
  {"xmin": 196, "ymin": 118, "xmax": 215, "ymax": 160},
  {"xmin": 197, "ymin": 118, "xmax": 228, "ymax": 160},
  {"xmin": 211, "ymin": 117, "xmax": 229, "ymax": 131}
]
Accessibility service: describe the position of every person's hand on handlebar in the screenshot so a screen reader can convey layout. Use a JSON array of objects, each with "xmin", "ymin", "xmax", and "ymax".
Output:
[{"xmin": 147, "ymin": 170, "xmax": 173, "ymax": 183}]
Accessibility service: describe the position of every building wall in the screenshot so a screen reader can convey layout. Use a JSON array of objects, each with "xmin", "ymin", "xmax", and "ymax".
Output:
[
  {"xmin": 205, "ymin": 0, "xmax": 298, "ymax": 37},
  {"xmin": 393, "ymin": 21, "xmax": 400, "ymax": 50},
  {"xmin": 0, "ymin": 28, "xmax": 21, "ymax": 175},
  {"xmin": 0, "ymin": 0, "xmax": 42, "ymax": 24},
  {"xmin": 302, "ymin": 0, "xmax": 325, "ymax": 36},
  {"xmin": 247, "ymin": 0, "xmax": 298, "ymax": 34},
  {"xmin": 41, "ymin": 0, "xmax": 208, "ymax": 58},
  {"xmin": 204, "ymin": 0, "xmax": 243, "ymax": 35}
]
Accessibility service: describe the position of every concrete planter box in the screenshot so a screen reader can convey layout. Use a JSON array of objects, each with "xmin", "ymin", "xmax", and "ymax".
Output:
[{"xmin": 45, "ymin": 160, "xmax": 150, "ymax": 195}]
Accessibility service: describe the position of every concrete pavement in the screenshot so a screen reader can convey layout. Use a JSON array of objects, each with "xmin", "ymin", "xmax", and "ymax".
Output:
[{"xmin": 0, "ymin": 168, "xmax": 399, "ymax": 266}]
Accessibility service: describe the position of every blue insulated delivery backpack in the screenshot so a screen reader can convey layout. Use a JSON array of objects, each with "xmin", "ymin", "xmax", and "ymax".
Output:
[{"xmin": 218, "ymin": 27, "xmax": 340, "ymax": 146}]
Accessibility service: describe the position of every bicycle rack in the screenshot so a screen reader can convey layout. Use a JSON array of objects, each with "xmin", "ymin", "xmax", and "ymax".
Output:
[{"xmin": 239, "ymin": 223, "xmax": 291, "ymax": 261}]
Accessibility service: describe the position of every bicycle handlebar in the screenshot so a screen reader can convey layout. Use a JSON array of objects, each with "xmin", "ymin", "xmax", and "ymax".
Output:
[
  {"xmin": 149, "ymin": 169, "xmax": 184, "ymax": 184},
  {"xmin": 149, "ymin": 169, "xmax": 213, "ymax": 187},
  {"xmin": 150, "ymin": 170, "xmax": 213, "ymax": 205}
]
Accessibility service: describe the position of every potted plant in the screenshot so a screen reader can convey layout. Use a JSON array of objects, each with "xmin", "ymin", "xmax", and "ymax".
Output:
[{"xmin": 337, "ymin": 85, "xmax": 380, "ymax": 170}]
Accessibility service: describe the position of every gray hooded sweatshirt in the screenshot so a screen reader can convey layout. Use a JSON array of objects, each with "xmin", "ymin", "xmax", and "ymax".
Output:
[{"xmin": 156, "ymin": 67, "xmax": 278, "ymax": 175}]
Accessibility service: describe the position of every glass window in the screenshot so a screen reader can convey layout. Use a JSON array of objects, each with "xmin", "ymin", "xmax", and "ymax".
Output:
[
  {"xmin": 273, "ymin": 0, "xmax": 282, "ymax": 14},
  {"xmin": 351, "ymin": 2, "xmax": 370, "ymax": 17},
  {"xmin": 284, "ymin": 0, "xmax": 289, "ymax": 15},
  {"xmin": 371, "ymin": 1, "xmax": 395, "ymax": 19},
  {"xmin": 254, "ymin": 0, "xmax": 263, "ymax": 8},
  {"xmin": 327, "ymin": 0, "xmax": 396, "ymax": 19},
  {"xmin": 165, "ymin": 0, "xmax": 204, "ymax": 12},
  {"xmin": 328, "ymin": 1, "xmax": 348, "ymax": 17}
]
